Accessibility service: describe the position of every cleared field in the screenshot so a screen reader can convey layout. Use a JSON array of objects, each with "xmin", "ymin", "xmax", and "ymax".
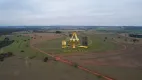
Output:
[
  {"xmin": 1, "ymin": 31, "xmax": 142, "ymax": 80},
  {"xmin": 60, "ymin": 31, "xmax": 142, "ymax": 80},
  {"xmin": 36, "ymin": 32, "xmax": 119, "ymax": 54},
  {"xmin": 0, "ymin": 57, "xmax": 100, "ymax": 80},
  {"xmin": 0, "ymin": 33, "xmax": 104, "ymax": 80},
  {"xmin": 85, "ymin": 65, "xmax": 142, "ymax": 80}
]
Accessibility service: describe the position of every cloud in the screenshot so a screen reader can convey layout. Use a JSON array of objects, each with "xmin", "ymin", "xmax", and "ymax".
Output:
[{"xmin": 0, "ymin": 0, "xmax": 142, "ymax": 26}]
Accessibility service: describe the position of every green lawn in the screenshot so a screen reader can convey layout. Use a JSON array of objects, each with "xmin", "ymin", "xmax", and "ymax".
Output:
[{"xmin": 0, "ymin": 35, "xmax": 47, "ymax": 59}]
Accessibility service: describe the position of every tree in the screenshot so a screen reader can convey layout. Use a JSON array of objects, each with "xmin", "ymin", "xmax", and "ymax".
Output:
[
  {"xmin": 7, "ymin": 52, "xmax": 14, "ymax": 57},
  {"xmin": 0, "ymin": 57, "xmax": 4, "ymax": 61},
  {"xmin": 26, "ymin": 45, "xmax": 29, "ymax": 47},
  {"xmin": 132, "ymin": 39, "xmax": 139, "ymax": 43},
  {"xmin": 73, "ymin": 63, "xmax": 78, "ymax": 68},
  {"xmin": 97, "ymin": 75, "xmax": 103, "ymax": 79},
  {"xmin": 0, "ymin": 54, "xmax": 4, "ymax": 61},
  {"xmin": 55, "ymin": 31, "xmax": 62, "ymax": 34},
  {"xmin": 43, "ymin": 57, "xmax": 48, "ymax": 62},
  {"xmin": 4, "ymin": 37, "xmax": 9, "ymax": 41},
  {"xmin": 21, "ymin": 50, "xmax": 24, "ymax": 52},
  {"xmin": 69, "ymin": 34, "xmax": 72, "ymax": 37},
  {"xmin": 118, "ymin": 36, "xmax": 120, "ymax": 38}
]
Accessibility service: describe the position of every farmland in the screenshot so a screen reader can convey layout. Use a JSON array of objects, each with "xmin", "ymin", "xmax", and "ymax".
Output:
[{"xmin": 1, "ymin": 30, "xmax": 142, "ymax": 80}]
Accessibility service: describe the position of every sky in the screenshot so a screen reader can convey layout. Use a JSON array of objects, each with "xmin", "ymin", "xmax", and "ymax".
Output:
[{"xmin": 0, "ymin": 0, "xmax": 142, "ymax": 26}]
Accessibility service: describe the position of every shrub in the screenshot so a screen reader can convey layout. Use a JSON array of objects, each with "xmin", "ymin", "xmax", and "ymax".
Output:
[
  {"xmin": 43, "ymin": 57, "xmax": 48, "ymax": 62},
  {"xmin": 118, "ymin": 37, "xmax": 120, "ymax": 38},
  {"xmin": 73, "ymin": 63, "xmax": 78, "ymax": 68},
  {"xmin": 0, "ymin": 57, "xmax": 4, "ymax": 62},
  {"xmin": 55, "ymin": 31, "xmax": 62, "ymax": 34},
  {"xmin": 97, "ymin": 75, "xmax": 102, "ymax": 79},
  {"xmin": 7, "ymin": 52, "xmax": 14, "ymax": 56},
  {"xmin": 26, "ymin": 45, "xmax": 29, "ymax": 47},
  {"xmin": 21, "ymin": 50, "xmax": 24, "ymax": 52},
  {"xmin": 0, "ymin": 54, "xmax": 4, "ymax": 59}
]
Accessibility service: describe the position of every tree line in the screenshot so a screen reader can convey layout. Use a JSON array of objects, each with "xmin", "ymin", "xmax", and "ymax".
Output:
[{"xmin": 129, "ymin": 34, "xmax": 142, "ymax": 38}]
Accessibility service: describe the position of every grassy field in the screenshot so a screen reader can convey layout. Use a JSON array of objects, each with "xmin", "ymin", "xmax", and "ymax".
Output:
[
  {"xmin": 0, "ymin": 35, "xmax": 47, "ymax": 59},
  {"xmin": 0, "ymin": 56, "xmax": 101, "ymax": 80},
  {"xmin": 0, "ymin": 34, "xmax": 104, "ymax": 80},
  {"xmin": 36, "ymin": 32, "xmax": 119, "ymax": 54},
  {"xmin": 1, "ymin": 32, "xmax": 142, "ymax": 80},
  {"xmin": 85, "ymin": 65, "xmax": 142, "ymax": 80}
]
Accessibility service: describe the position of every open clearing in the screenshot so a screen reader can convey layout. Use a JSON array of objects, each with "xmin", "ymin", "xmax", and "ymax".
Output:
[
  {"xmin": 1, "ymin": 31, "xmax": 142, "ymax": 80},
  {"xmin": 32, "ymin": 31, "xmax": 142, "ymax": 80},
  {"xmin": 0, "ymin": 56, "xmax": 99, "ymax": 80},
  {"xmin": 0, "ymin": 33, "xmax": 101, "ymax": 80},
  {"xmin": 36, "ymin": 32, "xmax": 119, "ymax": 54}
]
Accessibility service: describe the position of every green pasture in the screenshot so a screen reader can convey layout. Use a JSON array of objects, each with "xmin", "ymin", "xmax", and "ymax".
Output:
[
  {"xmin": 36, "ymin": 32, "xmax": 119, "ymax": 54},
  {"xmin": 0, "ymin": 35, "xmax": 47, "ymax": 59}
]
